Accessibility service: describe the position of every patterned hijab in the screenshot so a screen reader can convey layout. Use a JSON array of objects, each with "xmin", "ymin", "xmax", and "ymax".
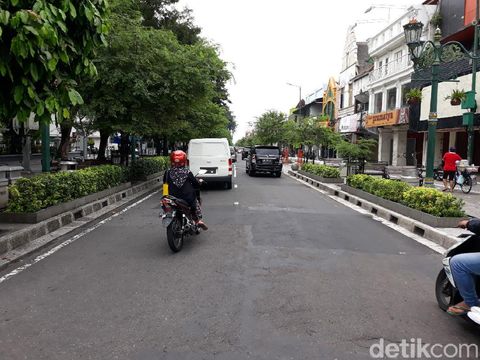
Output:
[{"xmin": 169, "ymin": 166, "xmax": 190, "ymax": 188}]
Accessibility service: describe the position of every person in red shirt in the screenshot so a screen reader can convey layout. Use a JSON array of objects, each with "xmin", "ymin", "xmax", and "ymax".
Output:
[{"xmin": 442, "ymin": 147, "xmax": 462, "ymax": 192}]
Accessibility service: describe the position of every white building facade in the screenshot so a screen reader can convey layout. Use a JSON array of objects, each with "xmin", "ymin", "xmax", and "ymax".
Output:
[{"xmin": 365, "ymin": 4, "xmax": 436, "ymax": 166}]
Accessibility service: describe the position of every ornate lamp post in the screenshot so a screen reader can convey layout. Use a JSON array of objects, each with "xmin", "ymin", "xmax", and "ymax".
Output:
[{"xmin": 403, "ymin": 14, "xmax": 480, "ymax": 186}]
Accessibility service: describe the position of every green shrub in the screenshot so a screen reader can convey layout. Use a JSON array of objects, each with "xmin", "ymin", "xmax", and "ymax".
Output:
[
  {"xmin": 126, "ymin": 156, "xmax": 169, "ymax": 181},
  {"xmin": 7, "ymin": 165, "xmax": 126, "ymax": 213},
  {"xmin": 401, "ymin": 187, "xmax": 465, "ymax": 217},
  {"xmin": 346, "ymin": 174, "xmax": 375, "ymax": 190},
  {"xmin": 301, "ymin": 163, "xmax": 340, "ymax": 178},
  {"xmin": 346, "ymin": 174, "xmax": 465, "ymax": 217}
]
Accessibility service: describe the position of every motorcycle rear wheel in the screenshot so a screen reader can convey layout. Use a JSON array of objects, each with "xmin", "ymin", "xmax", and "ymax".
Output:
[
  {"xmin": 167, "ymin": 217, "xmax": 184, "ymax": 252},
  {"xmin": 435, "ymin": 269, "xmax": 458, "ymax": 311}
]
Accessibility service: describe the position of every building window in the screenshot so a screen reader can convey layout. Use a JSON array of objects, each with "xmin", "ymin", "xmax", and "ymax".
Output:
[
  {"xmin": 385, "ymin": 57, "xmax": 389, "ymax": 75},
  {"xmin": 375, "ymin": 93, "xmax": 383, "ymax": 113},
  {"xmin": 340, "ymin": 88, "xmax": 345, "ymax": 109},
  {"xmin": 387, "ymin": 88, "xmax": 397, "ymax": 110},
  {"xmin": 395, "ymin": 50, "xmax": 403, "ymax": 63}
]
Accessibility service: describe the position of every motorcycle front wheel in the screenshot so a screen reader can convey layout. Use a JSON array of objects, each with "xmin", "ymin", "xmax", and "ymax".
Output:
[
  {"xmin": 435, "ymin": 269, "xmax": 458, "ymax": 311},
  {"xmin": 167, "ymin": 217, "xmax": 184, "ymax": 252},
  {"xmin": 461, "ymin": 177, "xmax": 472, "ymax": 194}
]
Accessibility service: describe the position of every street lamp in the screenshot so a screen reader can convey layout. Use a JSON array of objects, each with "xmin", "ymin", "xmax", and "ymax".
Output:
[
  {"xmin": 286, "ymin": 82, "xmax": 302, "ymax": 103},
  {"xmin": 403, "ymin": 13, "xmax": 480, "ymax": 186}
]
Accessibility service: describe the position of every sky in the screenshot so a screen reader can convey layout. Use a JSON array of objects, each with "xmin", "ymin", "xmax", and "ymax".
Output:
[{"xmin": 177, "ymin": 0, "xmax": 427, "ymax": 142}]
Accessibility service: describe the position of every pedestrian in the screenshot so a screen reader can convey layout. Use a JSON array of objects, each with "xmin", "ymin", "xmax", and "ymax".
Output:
[{"xmin": 442, "ymin": 146, "xmax": 462, "ymax": 192}]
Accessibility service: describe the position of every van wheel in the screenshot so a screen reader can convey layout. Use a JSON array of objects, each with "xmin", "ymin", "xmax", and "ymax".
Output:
[{"xmin": 225, "ymin": 180, "xmax": 232, "ymax": 189}]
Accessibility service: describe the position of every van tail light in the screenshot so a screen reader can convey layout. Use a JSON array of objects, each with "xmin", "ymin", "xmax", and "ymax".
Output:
[{"xmin": 228, "ymin": 158, "xmax": 232, "ymax": 175}]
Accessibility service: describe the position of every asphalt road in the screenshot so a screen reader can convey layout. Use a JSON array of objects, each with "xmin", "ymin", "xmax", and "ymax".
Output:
[{"xmin": 0, "ymin": 161, "xmax": 479, "ymax": 359}]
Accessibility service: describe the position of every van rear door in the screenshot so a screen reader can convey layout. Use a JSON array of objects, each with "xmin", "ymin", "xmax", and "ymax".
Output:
[{"xmin": 188, "ymin": 141, "xmax": 230, "ymax": 177}]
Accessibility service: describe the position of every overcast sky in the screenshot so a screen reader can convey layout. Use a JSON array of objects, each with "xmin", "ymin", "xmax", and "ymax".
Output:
[{"xmin": 177, "ymin": 0, "xmax": 426, "ymax": 141}]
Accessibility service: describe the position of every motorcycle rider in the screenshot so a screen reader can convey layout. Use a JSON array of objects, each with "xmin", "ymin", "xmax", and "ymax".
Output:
[
  {"xmin": 447, "ymin": 218, "xmax": 480, "ymax": 315},
  {"xmin": 163, "ymin": 150, "xmax": 208, "ymax": 230}
]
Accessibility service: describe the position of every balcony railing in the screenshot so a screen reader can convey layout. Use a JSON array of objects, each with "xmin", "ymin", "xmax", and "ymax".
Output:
[{"xmin": 369, "ymin": 54, "xmax": 412, "ymax": 83}]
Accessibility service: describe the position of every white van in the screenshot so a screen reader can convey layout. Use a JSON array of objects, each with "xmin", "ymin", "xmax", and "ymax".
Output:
[{"xmin": 188, "ymin": 138, "xmax": 233, "ymax": 189}]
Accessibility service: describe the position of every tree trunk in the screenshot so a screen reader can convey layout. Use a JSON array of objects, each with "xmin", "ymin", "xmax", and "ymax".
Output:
[
  {"xmin": 120, "ymin": 132, "xmax": 130, "ymax": 166},
  {"xmin": 154, "ymin": 137, "xmax": 162, "ymax": 155},
  {"xmin": 57, "ymin": 122, "xmax": 72, "ymax": 160},
  {"xmin": 97, "ymin": 129, "xmax": 110, "ymax": 161},
  {"xmin": 162, "ymin": 137, "xmax": 169, "ymax": 156}
]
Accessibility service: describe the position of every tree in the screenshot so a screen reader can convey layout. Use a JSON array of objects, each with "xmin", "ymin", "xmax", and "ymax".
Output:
[
  {"xmin": 139, "ymin": 0, "xmax": 201, "ymax": 45},
  {"xmin": 335, "ymin": 138, "xmax": 377, "ymax": 173},
  {"xmin": 80, "ymin": 0, "xmax": 232, "ymax": 161},
  {"xmin": 0, "ymin": 0, "xmax": 109, "ymax": 124},
  {"xmin": 254, "ymin": 110, "xmax": 287, "ymax": 145}
]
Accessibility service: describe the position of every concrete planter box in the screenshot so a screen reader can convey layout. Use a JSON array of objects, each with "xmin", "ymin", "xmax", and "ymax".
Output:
[
  {"xmin": 340, "ymin": 184, "xmax": 466, "ymax": 227},
  {"xmin": 0, "ymin": 182, "xmax": 132, "ymax": 224},
  {"xmin": 298, "ymin": 170, "xmax": 343, "ymax": 184}
]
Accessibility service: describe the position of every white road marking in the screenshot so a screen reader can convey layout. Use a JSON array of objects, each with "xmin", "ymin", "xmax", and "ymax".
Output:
[
  {"xmin": 234, "ymin": 202, "xmax": 239, "ymax": 206},
  {"xmin": 234, "ymin": 184, "xmax": 238, "ymax": 189},
  {"xmin": 286, "ymin": 173, "xmax": 446, "ymax": 254},
  {"xmin": 0, "ymin": 191, "xmax": 159, "ymax": 285},
  {"xmin": 233, "ymin": 165, "xmax": 237, "ymax": 178}
]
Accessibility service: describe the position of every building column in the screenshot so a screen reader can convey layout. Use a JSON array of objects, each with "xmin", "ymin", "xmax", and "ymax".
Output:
[
  {"xmin": 449, "ymin": 131, "xmax": 457, "ymax": 149},
  {"xmin": 392, "ymin": 126, "xmax": 408, "ymax": 166},
  {"xmin": 378, "ymin": 128, "xmax": 393, "ymax": 163}
]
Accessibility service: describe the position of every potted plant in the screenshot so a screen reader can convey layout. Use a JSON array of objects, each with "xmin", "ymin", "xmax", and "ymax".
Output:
[
  {"xmin": 430, "ymin": 12, "xmax": 443, "ymax": 28},
  {"xmin": 405, "ymin": 88, "xmax": 422, "ymax": 105},
  {"xmin": 445, "ymin": 89, "xmax": 465, "ymax": 106}
]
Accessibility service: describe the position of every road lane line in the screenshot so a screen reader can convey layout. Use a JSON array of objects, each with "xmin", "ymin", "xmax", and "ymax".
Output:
[
  {"xmin": 285, "ymin": 173, "xmax": 446, "ymax": 254},
  {"xmin": 234, "ymin": 184, "xmax": 238, "ymax": 189},
  {"xmin": 233, "ymin": 164, "xmax": 237, "ymax": 178},
  {"xmin": 0, "ymin": 191, "xmax": 159, "ymax": 285}
]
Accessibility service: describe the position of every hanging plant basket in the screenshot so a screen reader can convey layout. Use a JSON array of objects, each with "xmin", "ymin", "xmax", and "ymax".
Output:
[
  {"xmin": 407, "ymin": 98, "xmax": 420, "ymax": 105},
  {"xmin": 450, "ymin": 98, "xmax": 461, "ymax": 106},
  {"xmin": 445, "ymin": 89, "xmax": 465, "ymax": 107}
]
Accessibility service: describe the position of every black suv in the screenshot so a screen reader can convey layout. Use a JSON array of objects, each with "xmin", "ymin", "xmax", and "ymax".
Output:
[{"xmin": 246, "ymin": 146, "xmax": 282, "ymax": 177}]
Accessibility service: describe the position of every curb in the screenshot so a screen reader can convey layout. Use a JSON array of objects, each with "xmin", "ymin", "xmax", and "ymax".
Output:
[
  {"xmin": 288, "ymin": 170, "xmax": 459, "ymax": 249},
  {"xmin": 0, "ymin": 176, "xmax": 163, "ymax": 260}
]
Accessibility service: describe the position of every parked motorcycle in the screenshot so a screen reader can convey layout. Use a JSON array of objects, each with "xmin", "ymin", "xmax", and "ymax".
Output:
[
  {"xmin": 435, "ymin": 232, "xmax": 480, "ymax": 323},
  {"xmin": 160, "ymin": 170, "xmax": 207, "ymax": 253}
]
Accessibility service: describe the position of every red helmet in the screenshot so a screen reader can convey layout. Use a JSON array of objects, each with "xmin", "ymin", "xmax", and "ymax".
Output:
[{"xmin": 170, "ymin": 150, "xmax": 187, "ymax": 167}]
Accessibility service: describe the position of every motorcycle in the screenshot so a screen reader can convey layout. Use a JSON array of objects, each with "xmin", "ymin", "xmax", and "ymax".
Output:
[
  {"xmin": 435, "ymin": 232, "xmax": 480, "ymax": 324},
  {"xmin": 160, "ymin": 170, "xmax": 207, "ymax": 253}
]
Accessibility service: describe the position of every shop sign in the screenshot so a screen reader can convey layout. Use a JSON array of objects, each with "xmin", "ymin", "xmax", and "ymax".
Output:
[
  {"xmin": 365, "ymin": 108, "xmax": 409, "ymax": 128},
  {"xmin": 339, "ymin": 113, "xmax": 360, "ymax": 133}
]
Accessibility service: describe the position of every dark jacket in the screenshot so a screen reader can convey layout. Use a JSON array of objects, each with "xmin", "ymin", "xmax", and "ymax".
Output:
[
  {"xmin": 163, "ymin": 167, "xmax": 200, "ymax": 206},
  {"xmin": 467, "ymin": 219, "xmax": 480, "ymax": 235}
]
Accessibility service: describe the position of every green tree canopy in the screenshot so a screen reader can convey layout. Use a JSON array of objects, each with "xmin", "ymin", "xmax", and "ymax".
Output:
[
  {"xmin": 254, "ymin": 110, "xmax": 286, "ymax": 145},
  {"xmin": 0, "ymin": 0, "xmax": 109, "ymax": 123}
]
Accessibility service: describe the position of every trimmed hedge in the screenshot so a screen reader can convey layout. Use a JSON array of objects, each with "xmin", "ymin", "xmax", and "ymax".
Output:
[
  {"xmin": 7, "ymin": 165, "xmax": 126, "ymax": 213},
  {"xmin": 6, "ymin": 157, "xmax": 170, "ymax": 213},
  {"xmin": 346, "ymin": 174, "xmax": 465, "ymax": 217},
  {"xmin": 126, "ymin": 156, "xmax": 169, "ymax": 181},
  {"xmin": 301, "ymin": 163, "xmax": 340, "ymax": 178}
]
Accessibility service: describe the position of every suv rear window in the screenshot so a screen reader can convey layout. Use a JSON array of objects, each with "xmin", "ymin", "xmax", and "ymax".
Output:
[{"xmin": 255, "ymin": 148, "xmax": 280, "ymax": 156}]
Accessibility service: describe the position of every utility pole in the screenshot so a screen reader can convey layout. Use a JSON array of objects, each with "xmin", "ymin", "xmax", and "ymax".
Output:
[{"xmin": 467, "ymin": 0, "xmax": 479, "ymax": 164}]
